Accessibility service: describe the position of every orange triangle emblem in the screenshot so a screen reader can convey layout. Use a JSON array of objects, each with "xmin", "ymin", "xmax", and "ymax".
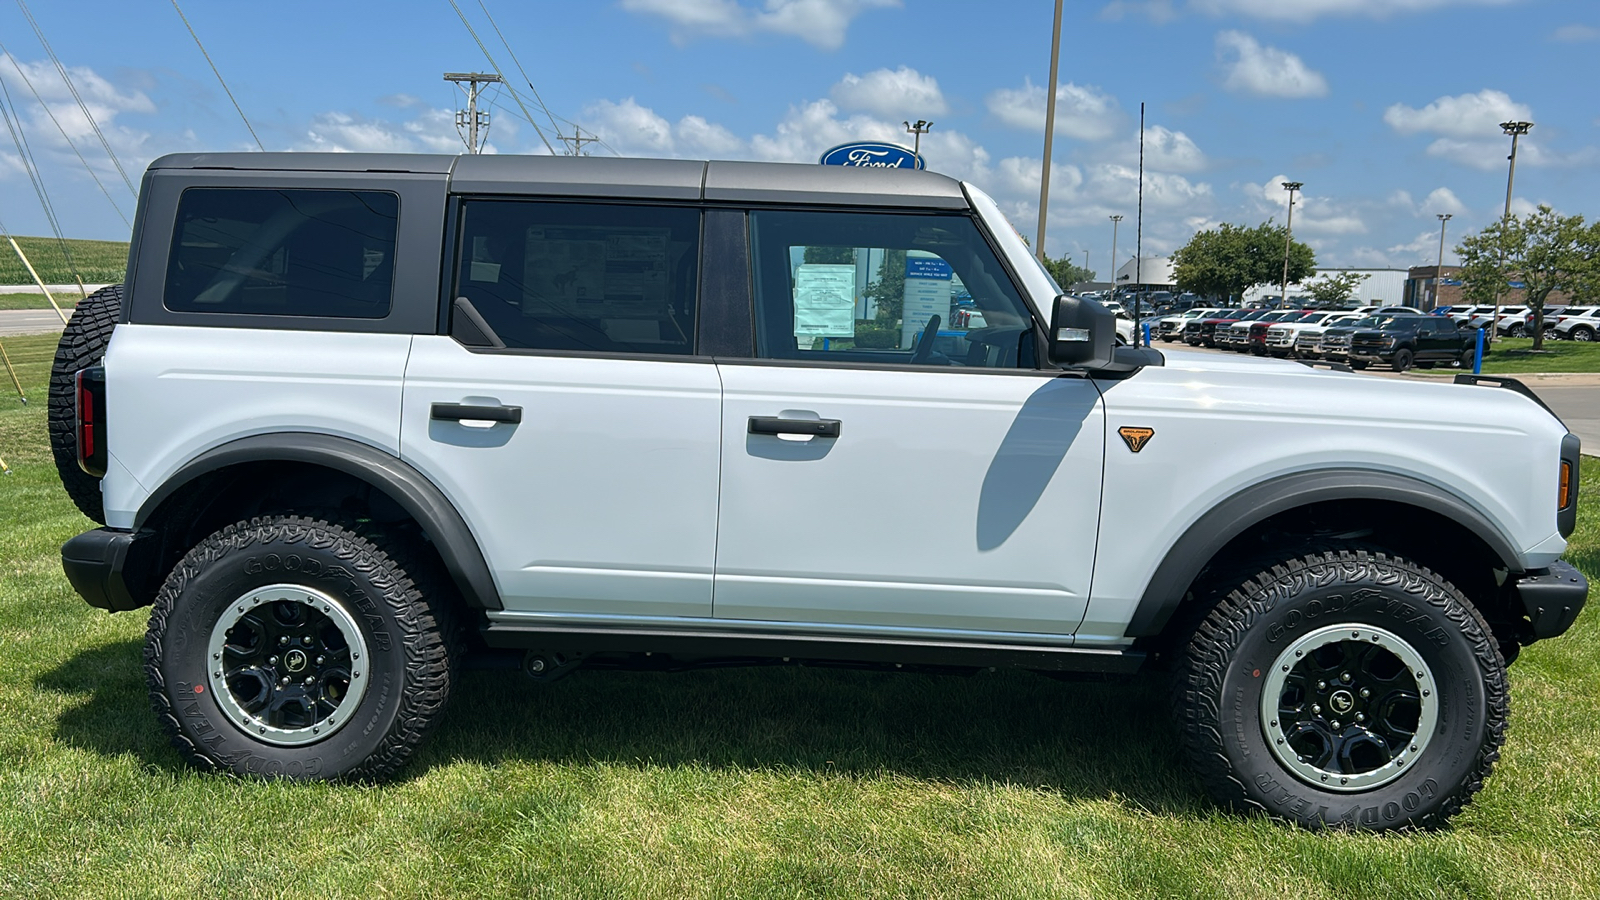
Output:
[{"xmin": 1118, "ymin": 426, "xmax": 1155, "ymax": 453}]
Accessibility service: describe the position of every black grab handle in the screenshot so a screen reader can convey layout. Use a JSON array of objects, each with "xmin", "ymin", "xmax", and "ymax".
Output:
[
  {"xmin": 431, "ymin": 403, "xmax": 523, "ymax": 424},
  {"xmin": 748, "ymin": 416, "xmax": 841, "ymax": 438}
]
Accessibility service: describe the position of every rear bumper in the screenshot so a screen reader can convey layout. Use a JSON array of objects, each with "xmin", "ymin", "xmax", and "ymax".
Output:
[
  {"xmin": 61, "ymin": 528, "xmax": 155, "ymax": 612},
  {"xmin": 1512, "ymin": 560, "xmax": 1589, "ymax": 640}
]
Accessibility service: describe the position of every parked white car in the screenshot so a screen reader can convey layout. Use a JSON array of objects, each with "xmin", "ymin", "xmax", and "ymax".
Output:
[
  {"xmin": 1553, "ymin": 307, "xmax": 1600, "ymax": 341},
  {"xmin": 1264, "ymin": 311, "xmax": 1347, "ymax": 357},
  {"xmin": 1292, "ymin": 312, "xmax": 1364, "ymax": 359}
]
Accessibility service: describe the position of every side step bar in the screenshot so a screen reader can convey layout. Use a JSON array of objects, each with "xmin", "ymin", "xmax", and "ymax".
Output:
[{"xmin": 482, "ymin": 623, "xmax": 1146, "ymax": 674}]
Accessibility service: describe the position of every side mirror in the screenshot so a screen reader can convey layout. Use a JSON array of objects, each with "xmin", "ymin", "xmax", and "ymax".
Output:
[{"xmin": 1048, "ymin": 294, "xmax": 1115, "ymax": 368}]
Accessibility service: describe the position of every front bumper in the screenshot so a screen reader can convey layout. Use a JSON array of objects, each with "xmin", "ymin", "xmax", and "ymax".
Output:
[
  {"xmin": 61, "ymin": 528, "xmax": 157, "ymax": 612},
  {"xmin": 1513, "ymin": 560, "xmax": 1589, "ymax": 640}
]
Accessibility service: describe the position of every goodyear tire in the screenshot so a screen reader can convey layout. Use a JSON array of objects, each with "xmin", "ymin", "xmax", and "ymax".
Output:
[
  {"xmin": 1176, "ymin": 550, "xmax": 1506, "ymax": 830},
  {"xmin": 48, "ymin": 284, "xmax": 121, "ymax": 523},
  {"xmin": 145, "ymin": 515, "xmax": 455, "ymax": 780}
]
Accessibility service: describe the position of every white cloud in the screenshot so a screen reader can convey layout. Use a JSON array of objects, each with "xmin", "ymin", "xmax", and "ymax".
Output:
[
  {"xmin": 300, "ymin": 109, "xmax": 481, "ymax": 154},
  {"xmin": 1215, "ymin": 32, "xmax": 1328, "ymax": 98},
  {"xmin": 619, "ymin": 0, "xmax": 900, "ymax": 50},
  {"xmin": 581, "ymin": 97, "xmax": 745, "ymax": 157},
  {"xmin": 1192, "ymin": 0, "xmax": 1518, "ymax": 22},
  {"xmin": 1553, "ymin": 23, "xmax": 1600, "ymax": 42},
  {"xmin": 830, "ymin": 66, "xmax": 946, "ymax": 118},
  {"xmin": 985, "ymin": 79, "xmax": 1120, "ymax": 140},
  {"xmin": 0, "ymin": 52, "xmax": 155, "ymax": 176},
  {"xmin": 1383, "ymin": 89, "xmax": 1532, "ymax": 138},
  {"xmin": 1100, "ymin": 125, "xmax": 1207, "ymax": 172},
  {"xmin": 1422, "ymin": 187, "xmax": 1467, "ymax": 216}
]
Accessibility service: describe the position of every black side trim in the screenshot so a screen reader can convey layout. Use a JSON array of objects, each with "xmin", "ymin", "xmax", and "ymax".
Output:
[
  {"xmin": 1296, "ymin": 359, "xmax": 1353, "ymax": 373},
  {"xmin": 135, "ymin": 433, "xmax": 503, "ymax": 610},
  {"xmin": 1125, "ymin": 468, "xmax": 1524, "ymax": 638},
  {"xmin": 451, "ymin": 296, "xmax": 505, "ymax": 349},
  {"xmin": 1511, "ymin": 561, "xmax": 1588, "ymax": 640},
  {"xmin": 482, "ymin": 623, "xmax": 1146, "ymax": 673},
  {"xmin": 1560, "ymin": 432, "xmax": 1581, "ymax": 539},
  {"xmin": 696, "ymin": 208, "xmax": 754, "ymax": 357},
  {"xmin": 1453, "ymin": 373, "xmax": 1562, "ymax": 425}
]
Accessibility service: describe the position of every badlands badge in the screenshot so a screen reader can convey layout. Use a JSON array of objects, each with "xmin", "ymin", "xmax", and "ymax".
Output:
[{"xmin": 1118, "ymin": 426, "xmax": 1155, "ymax": 453}]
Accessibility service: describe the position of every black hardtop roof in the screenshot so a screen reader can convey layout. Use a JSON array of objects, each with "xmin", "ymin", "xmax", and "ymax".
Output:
[{"xmin": 147, "ymin": 152, "xmax": 970, "ymax": 209}]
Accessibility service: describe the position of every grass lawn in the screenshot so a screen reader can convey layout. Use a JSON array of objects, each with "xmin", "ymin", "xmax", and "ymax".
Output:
[
  {"xmin": 0, "ymin": 294, "xmax": 80, "ymax": 312},
  {"xmin": 2, "ymin": 330, "xmax": 1599, "ymax": 898},
  {"xmin": 0, "ymin": 236, "xmax": 127, "ymax": 287},
  {"xmin": 1480, "ymin": 338, "xmax": 1600, "ymax": 374}
]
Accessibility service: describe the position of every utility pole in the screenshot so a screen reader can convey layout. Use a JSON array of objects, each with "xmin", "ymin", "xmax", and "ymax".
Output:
[
  {"xmin": 1082, "ymin": 250, "xmax": 1089, "ymax": 282},
  {"xmin": 1435, "ymin": 213, "xmax": 1452, "ymax": 311},
  {"xmin": 1035, "ymin": 0, "xmax": 1064, "ymax": 262},
  {"xmin": 1109, "ymin": 214, "xmax": 1122, "ymax": 295},
  {"xmin": 559, "ymin": 126, "xmax": 599, "ymax": 156},
  {"xmin": 903, "ymin": 119, "xmax": 932, "ymax": 162},
  {"xmin": 444, "ymin": 72, "xmax": 504, "ymax": 153},
  {"xmin": 1280, "ymin": 181, "xmax": 1303, "ymax": 309}
]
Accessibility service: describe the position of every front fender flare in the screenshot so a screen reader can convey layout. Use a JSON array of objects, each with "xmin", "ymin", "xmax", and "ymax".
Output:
[
  {"xmin": 1123, "ymin": 468, "xmax": 1521, "ymax": 637},
  {"xmin": 135, "ymin": 432, "xmax": 502, "ymax": 610}
]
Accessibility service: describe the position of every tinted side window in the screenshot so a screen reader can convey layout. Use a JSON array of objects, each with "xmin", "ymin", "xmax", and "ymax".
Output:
[
  {"xmin": 749, "ymin": 209, "xmax": 1035, "ymax": 368},
  {"xmin": 451, "ymin": 201, "xmax": 699, "ymax": 355},
  {"xmin": 165, "ymin": 188, "xmax": 398, "ymax": 318}
]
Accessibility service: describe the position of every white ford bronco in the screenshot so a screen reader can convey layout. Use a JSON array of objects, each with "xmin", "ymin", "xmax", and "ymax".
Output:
[{"xmin": 52, "ymin": 153, "xmax": 1586, "ymax": 830}]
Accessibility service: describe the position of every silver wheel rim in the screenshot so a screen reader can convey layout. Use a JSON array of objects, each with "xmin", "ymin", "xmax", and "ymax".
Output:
[
  {"xmin": 1260, "ymin": 623, "xmax": 1438, "ymax": 793},
  {"xmin": 205, "ymin": 584, "xmax": 369, "ymax": 747}
]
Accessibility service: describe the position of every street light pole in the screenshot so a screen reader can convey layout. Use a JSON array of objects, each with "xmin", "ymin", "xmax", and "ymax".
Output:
[
  {"xmin": 1035, "ymin": 0, "xmax": 1064, "ymax": 262},
  {"xmin": 1280, "ymin": 181, "xmax": 1303, "ymax": 309},
  {"xmin": 1110, "ymin": 214, "xmax": 1122, "ymax": 295},
  {"xmin": 1494, "ymin": 121, "xmax": 1532, "ymax": 346},
  {"xmin": 1435, "ymin": 213, "xmax": 1452, "ymax": 311},
  {"xmin": 903, "ymin": 119, "xmax": 932, "ymax": 160},
  {"xmin": 1082, "ymin": 250, "xmax": 1090, "ymax": 283}
]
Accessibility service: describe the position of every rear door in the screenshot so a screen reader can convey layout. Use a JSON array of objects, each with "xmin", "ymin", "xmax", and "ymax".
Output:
[
  {"xmin": 400, "ymin": 196, "xmax": 722, "ymax": 619},
  {"xmin": 712, "ymin": 207, "xmax": 1106, "ymax": 639}
]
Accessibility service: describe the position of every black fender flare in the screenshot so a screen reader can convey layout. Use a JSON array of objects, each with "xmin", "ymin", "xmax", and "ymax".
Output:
[
  {"xmin": 1124, "ymin": 468, "xmax": 1522, "ymax": 637},
  {"xmin": 135, "ymin": 432, "xmax": 502, "ymax": 610}
]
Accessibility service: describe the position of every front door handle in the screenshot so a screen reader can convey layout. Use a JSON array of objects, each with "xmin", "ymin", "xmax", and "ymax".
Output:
[
  {"xmin": 748, "ymin": 416, "xmax": 841, "ymax": 438},
  {"xmin": 432, "ymin": 402, "xmax": 523, "ymax": 424}
]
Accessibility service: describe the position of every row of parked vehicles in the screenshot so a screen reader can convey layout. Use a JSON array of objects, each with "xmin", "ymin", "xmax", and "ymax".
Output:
[
  {"xmin": 1435, "ymin": 304, "xmax": 1600, "ymax": 341},
  {"xmin": 1155, "ymin": 306, "xmax": 1478, "ymax": 372}
]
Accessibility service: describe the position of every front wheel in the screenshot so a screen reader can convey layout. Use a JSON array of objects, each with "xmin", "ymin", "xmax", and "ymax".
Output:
[
  {"xmin": 1391, "ymin": 348, "xmax": 1414, "ymax": 372},
  {"xmin": 1176, "ymin": 550, "xmax": 1506, "ymax": 830},
  {"xmin": 144, "ymin": 515, "xmax": 456, "ymax": 780}
]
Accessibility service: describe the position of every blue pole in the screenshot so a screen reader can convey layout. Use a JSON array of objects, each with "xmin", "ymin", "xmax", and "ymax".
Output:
[
  {"xmin": 1142, "ymin": 321, "xmax": 1151, "ymax": 344},
  {"xmin": 1474, "ymin": 327, "xmax": 1484, "ymax": 374}
]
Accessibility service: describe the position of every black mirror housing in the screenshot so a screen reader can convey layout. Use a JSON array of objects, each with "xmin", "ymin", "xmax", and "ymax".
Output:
[{"xmin": 1048, "ymin": 294, "xmax": 1116, "ymax": 368}]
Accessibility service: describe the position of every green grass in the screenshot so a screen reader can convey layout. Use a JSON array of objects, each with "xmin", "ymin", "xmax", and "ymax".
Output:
[
  {"xmin": 0, "ymin": 293, "xmax": 79, "ymax": 311},
  {"xmin": 1480, "ymin": 338, "xmax": 1600, "ymax": 374},
  {"xmin": 1, "ymin": 329, "xmax": 1599, "ymax": 897},
  {"xmin": 0, "ymin": 236, "xmax": 127, "ymax": 287}
]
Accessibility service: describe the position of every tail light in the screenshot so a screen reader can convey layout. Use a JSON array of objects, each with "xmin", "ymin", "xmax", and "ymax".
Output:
[{"xmin": 75, "ymin": 366, "xmax": 107, "ymax": 478}]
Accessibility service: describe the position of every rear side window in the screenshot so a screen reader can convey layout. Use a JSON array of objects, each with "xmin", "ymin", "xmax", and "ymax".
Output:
[
  {"xmin": 165, "ymin": 188, "xmax": 398, "ymax": 318},
  {"xmin": 450, "ymin": 200, "xmax": 700, "ymax": 355}
]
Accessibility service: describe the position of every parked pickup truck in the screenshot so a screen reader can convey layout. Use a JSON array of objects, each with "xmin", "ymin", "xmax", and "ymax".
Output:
[{"xmin": 1347, "ymin": 314, "xmax": 1476, "ymax": 372}]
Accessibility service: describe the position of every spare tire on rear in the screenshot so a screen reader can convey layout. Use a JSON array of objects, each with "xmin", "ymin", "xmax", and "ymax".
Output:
[{"xmin": 48, "ymin": 284, "xmax": 121, "ymax": 524}]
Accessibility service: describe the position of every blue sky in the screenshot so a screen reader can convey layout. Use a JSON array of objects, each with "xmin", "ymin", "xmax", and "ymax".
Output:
[{"xmin": 1, "ymin": 0, "xmax": 1596, "ymax": 276}]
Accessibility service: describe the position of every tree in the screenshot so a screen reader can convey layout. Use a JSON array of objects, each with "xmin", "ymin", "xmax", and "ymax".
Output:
[
  {"xmin": 1171, "ymin": 221, "xmax": 1315, "ymax": 304},
  {"xmin": 803, "ymin": 246, "xmax": 855, "ymax": 265},
  {"xmin": 1302, "ymin": 272, "xmax": 1369, "ymax": 308},
  {"xmin": 863, "ymin": 249, "xmax": 907, "ymax": 322},
  {"xmin": 1042, "ymin": 254, "xmax": 1094, "ymax": 289},
  {"xmin": 1457, "ymin": 205, "xmax": 1596, "ymax": 350}
]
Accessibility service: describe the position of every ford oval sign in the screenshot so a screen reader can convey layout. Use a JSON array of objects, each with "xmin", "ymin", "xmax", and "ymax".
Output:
[{"xmin": 819, "ymin": 142, "xmax": 924, "ymax": 170}]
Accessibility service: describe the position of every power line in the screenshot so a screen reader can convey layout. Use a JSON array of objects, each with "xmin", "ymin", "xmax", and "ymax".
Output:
[
  {"xmin": 475, "ymin": 0, "xmax": 564, "ymax": 145},
  {"xmin": 444, "ymin": 0, "xmax": 557, "ymax": 154},
  {"xmin": 15, "ymin": 0, "xmax": 137, "ymax": 193},
  {"xmin": 0, "ymin": 41, "xmax": 131, "ymax": 225},
  {"xmin": 168, "ymin": 0, "xmax": 264, "ymax": 151},
  {"xmin": 0, "ymin": 79, "xmax": 86, "ymax": 293}
]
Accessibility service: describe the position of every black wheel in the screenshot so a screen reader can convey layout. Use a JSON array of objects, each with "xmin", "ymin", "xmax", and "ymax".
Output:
[
  {"xmin": 1176, "ymin": 550, "xmax": 1506, "ymax": 830},
  {"xmin": 1459, "ymin": 348, "xmax": 1476, "ymax": 369},
  {"xmin": 1504, "ymin": 323, "xmax": 1523, "ymax": 337},
  {"xmin": 1391, "ymin": 348, "xmax": 1413, "ymax": 372},
  {"xmin": 1573, "ymin": 326, "xmax": 1594, "ymax": 342},
  {"xmin": 145, "ymin": 515, "xmax": 456, "ymax": 780},
  {"xmin": 48, "ymin": 284, "xmax": 121, "ymax": 524},
  {"xmin": 1348, "ymin": 360, "xmax": 1367, "ymax": 370},
  {"xmin": 1544, "ymin": 328, "xmax": 1561, "ymax": 341}
]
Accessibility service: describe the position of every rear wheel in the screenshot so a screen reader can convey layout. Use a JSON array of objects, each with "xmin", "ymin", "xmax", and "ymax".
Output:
[
  {"xmin": 1573, "ymin": 326, "xmax": 1594, "ymax": 342},
  {"xmin": 48, "ymin": 284, "xmax": 121, "ymax": 524},
  {"xmin": 1176, "ymin": 549, "xmax": 1506, "ymax": 830},
  {"xmin": 144, "ymin": 515, "xmax": 456, "ymax": 780},
  {"xmin": 1391, "ymin": 349, "xmax": 1414, "ymax": 372},
  {"xmin": 1459, "ymin": 348, "xmax": 1476, "ymax": 369}
]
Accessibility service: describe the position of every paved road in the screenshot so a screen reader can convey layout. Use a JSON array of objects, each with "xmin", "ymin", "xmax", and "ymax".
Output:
[
  {"xmin": 0, "ymin": 308, "xmax": 67, "ymax": 336},
  {"xmin": 0, "ymin": 284, "xmax": 108, "ymax": 294}
]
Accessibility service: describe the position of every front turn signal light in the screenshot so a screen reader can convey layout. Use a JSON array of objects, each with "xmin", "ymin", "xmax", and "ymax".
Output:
[{"xmin": 1560, "ymin": 460, "xmax": 1573, "ymax": 510}]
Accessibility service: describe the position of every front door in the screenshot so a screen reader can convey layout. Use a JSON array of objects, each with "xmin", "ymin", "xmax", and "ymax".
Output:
[{"xmin": 712, "ymin": 207, "xmax": 1106, "ymax": 639}]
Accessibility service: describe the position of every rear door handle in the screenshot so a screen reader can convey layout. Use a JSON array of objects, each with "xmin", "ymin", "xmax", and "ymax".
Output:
[
  {"xmin": 431, "ymin": 402, "xmax": 523, "ymax": 424},
  {"xmin": 748, "ymin": 416, "xmax": 841, "ymax": 438}
]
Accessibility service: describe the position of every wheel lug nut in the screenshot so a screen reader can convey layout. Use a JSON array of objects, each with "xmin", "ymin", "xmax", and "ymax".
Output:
[
  {"xmin": 279, "ymin": 636, "xmax": 290, "ymax": 647},
  {"xmin": 1360, "ymin": 688, "xmax": 1370, "ymax": 699},
  {"xmin": 1355, "ymin": 713, "xmax": 1365, "ymax": 722},
  {"xmin": 1330, "ymin": 720, "xmax": 1340, "ymax": 730},
  {"xmin": 1340, "ymin": 672, "xmax": 1352, "ymax": 683},
  {"xmin": 268, "ymin": 656, "xmax": 278, "ymax": 665},
  {"xmin": 1312, "ymin": 704, "xmax": 1321, "ymax": 714},
  {"xmin": 316, "ymin": 656, "xmax": 326, "ymax": 666},
  {"xmin": 301, "ymin": 636, "xmax": 313, "ymax": 646},
  {"xmin": 303, "ymin": 676, "xmax": 315, "ymax": 687},
  {"xmin": 279, "ymin": 676, "xmax": 290, "ymax": 686},
  {"xmin": 1317, "ymin": 681, "xmax": 1327, "ymax": 691}
]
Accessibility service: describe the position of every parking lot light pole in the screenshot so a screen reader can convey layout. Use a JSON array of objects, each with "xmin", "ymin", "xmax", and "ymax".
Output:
[
  {"xmin": 1280, "ymin": 181, "xmax": 1303, "ymax": 309},
  {"xmin": 1109, "ymin": 214, "xmax": 1122, "ymax": 295},
  {"xmin": 1035, "ymin": 0, "xmax": 1064, "ymax": 262},
  {"xmin": 1494, "ymin": 121, "xmax": 1532, "ymax": 346},
  {"xmin": 1435, "ymin": 213, "xmax": 1452, "ymax": 311}
]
